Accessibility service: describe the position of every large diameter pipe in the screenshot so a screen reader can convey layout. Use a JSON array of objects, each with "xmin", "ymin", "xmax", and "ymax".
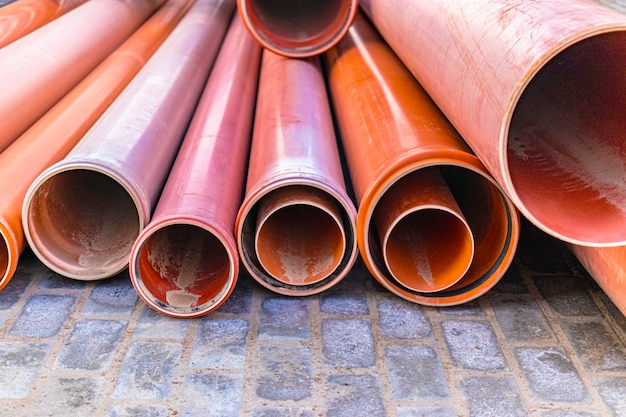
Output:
[
  {"xmin": 236, "ymin": 0, "xmax": 357, "ymax": 57},
  {"xmin": 0, "ymin": 0, "xmax": 165, "ymax": 153},
  {"xmin": 569, "ymin": 244, "xmax": 626, "ymax": 316},
  {"xmin": 0, "ymin": 0, "xmax": 87, "ymax": 48},
  {"xmin": 129, "ymin": 16, "xmax": 261, "ymax": 318},
  {"xmin": 0, "ymin": 0, "xmax": 193, "ymax": 292},
  {"xmin": 360, "ymin": 0, "xmax": 626, "ymax": 247},
  {"xmin": 22, "ymin": 0, "xmax": 234, "ymax": 280},
  {"xmin": 235, "ymin": 50, "xmax": 358, "ymax": 296},
  {"xmin": 324, "ymin": 13, "xmax": 520, "ymax": 306}
]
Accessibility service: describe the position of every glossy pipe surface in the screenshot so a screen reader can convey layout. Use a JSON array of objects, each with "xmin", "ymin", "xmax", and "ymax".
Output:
[
  {"xmin": 22, "ymin": 0, "xmax": 234, "ymax": 280},
  {"xmin": 129, "ymin": 15, "xmax": 261, "ymax": 318},
  {"xmin": 0, "ymin": 0, "xmax": 165, "ymax": 153},
  {"xmin": 360, "ymin": 0, "xmax": 626, "ymax": 246},
  {"xmin": 325, "ymin": 13, "xmax": 519, "ymax": 306},
  {"xmin": 0, "ymin": 0, "xmax": 193, "ymax": 291},
  {"xmin": 236, "ymin": 50, "xmax": 358, "ymax": 296},
  {"xmin": 237, "ymin": 0, "xmax": 357, "ymax": 57},
  {"xmin": 570, "ymin": 244, "xmax": 626, "ymax": 316},
  {"xmin": 0, "ymin": 0, "xmax": 87, "ymax": 48}
]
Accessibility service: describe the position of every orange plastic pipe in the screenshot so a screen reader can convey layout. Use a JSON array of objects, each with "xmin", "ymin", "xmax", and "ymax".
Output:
[
  {"xmin": 22, "ymin": 0, "xmax": 234, "ymax": 280},
  {"xmin": 360, "ymin": 0, "xmax": 626, "ymax": 247},
  {"xmin": 324, "ymin": 13, "xmax": 519, "ymax": 306},
  {"xmin": 129, "ymin": 16, "xmax": 261, "ymax": 318},
  {"xmin": 236, "ymin": 0, "xmax": 357, "ymax": 57},
  {"xmin": 570, "ymin": 244, "xmax": 626, "ymax": 316},
  {"xmin": 0, "ymin": 0, "xmax": 193, "ymax": 291},
  {"xmin": 0, "ymin": 0, "xmax": 165, "ymax": 153},
  {"xmin": 0, "ymin": 0, "xmax": 87, "ymax": 48},
  {"xmin": 236, "ymin": 50, "xmax": 358, "ymax": 296}
]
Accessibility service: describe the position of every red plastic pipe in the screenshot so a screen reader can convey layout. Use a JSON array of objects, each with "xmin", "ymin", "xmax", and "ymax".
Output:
[
  {"xmin": 22, "ymin": 0, "xmax": 234, "ymax": 280},
  {"xmin": 129, "ymin": 16, "xmax": 261, "ymax": 318},
  {"xmin": 324, "ymin": 13, "xmax": 519, "ymax": 306},
  {"xmin": 0, "ymin": 0, "xmax": 87, "ymax": 48},
  {"xmin": 235, "ymin": 50, "xmax": 358, "ymax": 296},
  {"xmin": 570, "ymin": 244, "xmax": 626, "ymax": 316},
  {"xmin": 0, "ymin": 0, "xmax": 165, "ymax": 153},
  {"xmin": 0, "ymin": 0, "xmax": 193, "ymax": 291},
  {"xmin": 236, "ymin": 0, "xmax": 357, "ymax": 57},
  {"xmin": 360, "ymin": 0, "xmax": 626, "ymax": 247}
]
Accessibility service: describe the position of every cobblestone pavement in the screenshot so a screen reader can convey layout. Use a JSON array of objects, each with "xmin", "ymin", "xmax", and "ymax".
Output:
[{"xmin": 1, "ymin": 221, "xmax": 625, "ymax": 416}]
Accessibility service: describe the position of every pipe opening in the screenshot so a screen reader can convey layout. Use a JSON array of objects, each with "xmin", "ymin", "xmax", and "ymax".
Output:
[
  {"xmin": 134, "ymin": 224, "xmax": 233, "ymax": 315},
  {"xmin": 24, "ymin": 169, "xmax": 140, "ymax": 278},
  {"xmin": 255, "ymin": 186, "xmax": 346, "ymax": 286},
  {"xmin": 507, "ymin": 31, "xmax": 626, "ymax": 245},
  {"xmin": 372, "ymin": 168, "xmax": 474, "ymax": 293},
  {"xmin": 0, "ymin": 235, "xmax": 8, "ymax": 285},
  {"xmin": 240, "ymin": 0, "xmax": 354, "ymax": 55}
]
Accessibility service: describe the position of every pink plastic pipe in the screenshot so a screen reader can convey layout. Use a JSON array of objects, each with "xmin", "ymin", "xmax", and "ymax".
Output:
[
  {"xmin": 129, "ymin": 16, "xmax": 262, "ymax": 318},
  {"xmin": 360, "ymin": 0, "xmax": 626, "ymax": 246},
  {"xmin": 22, "ymin": 0, "xmax": 235, "ymax": 280},
  {"xmin": 236, "ymin": 50, "xmax": 358, "ymax": 296},
  {"xmin": 237, "ymin": 0, "xmax": 357, "ymax": 57},
  {"xmin": 0, "ymin": 0, "xmax": 87, "ymax": 48},
  {"xmin": 0, "ymin": 0, "xmax": 165, "ymax": 152},
  {"xmin": 0, "ymin": 0, "xmax": 193, "ymax": 291}
]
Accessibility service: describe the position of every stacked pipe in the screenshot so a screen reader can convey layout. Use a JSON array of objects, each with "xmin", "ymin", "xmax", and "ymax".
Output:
[{"xmin": 0, "ymin": 0, "xmax": 193, "ymax": 290}]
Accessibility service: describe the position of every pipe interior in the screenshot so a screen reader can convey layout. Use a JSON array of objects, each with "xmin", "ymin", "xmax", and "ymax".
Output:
[
  {"xmin": 25, "ymin": 169, "xmax": 140, "ymax": 276},
  {"xmin": 383, "ymin": 209, "xmax": 474, "ymax": 293},
  {"xmin": 256, "ymin": 199, "xmax": 345, "ymax": 286},
  {"xmin": 244, "ymin": 0, "xmax": 351, "ymax": 51},
  {"xmin": 135, "ymin": 224, "xmax": 231, "ymax": 313},
  {"xmin": 0, "ymin": 237, "xmax": 8, "ymax": 282},
  {"xmin": 507, "ymin": 31, "xmax": 626, "ymax": 244}
]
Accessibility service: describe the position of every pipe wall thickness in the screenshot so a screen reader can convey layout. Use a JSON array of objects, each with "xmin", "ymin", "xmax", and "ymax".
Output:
[
  {"xmin": 360, "ymin": 0, "xmax": 626, "ymax": 246},
  {"xmin": 0, "ymin": 0, "xmax": 87, "ymax": 48},
  {"xmin": 237, "ymin": 0, "xmax": 357, "ymax": 57},
  {"xmin": 129, "ymin": 15, "xmax": 262, "ymax": 318},
  {"xmin": 324, "ymin": 13, "xmax": 519, "ymax": 306},
  {"xmin": 0, "ymin": 0, "xmax": 193, "ymax": 291},
  {"xmin": 0, "ymin": 0, "xmax": 165, "ymax": 152},
  {"xmin": 236, "ymin": 50, "xmax": 358, "ymax": 296},
  {"xmin": 22, "ymin": 0, "xmax": 234, "ymax": 280}
]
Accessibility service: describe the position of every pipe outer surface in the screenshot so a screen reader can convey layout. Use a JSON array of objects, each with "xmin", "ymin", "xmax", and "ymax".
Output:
[
  {"xmin": 237, "ymin": 0, "xmax": 357, "ymax": 57},
  {"xmin": 0, "ymin": 0, "xmax": 88, "ymax": 48},
  {"xmin": 236, "ymin": 49, "xmax": 358, "ymax": 296},
  {"xmin": 22, "ymin": 0, "xmax": 234, "ymax": 280},
  {"xmin": 324, "ymin": 13, "xmax": 519, "ymax": 306},
  {"xmin": 0, "ymin": 0, "xmax": 166, "ymax": 152},
  {"xmin": 360, "ymin": 0, "xmax": 626, "ymax": 246},
  {"xmin": 0, "ymin": 0, "xmax": 194, "ymax": 291},
  {"xmin": 129, "ymin": 15, "xmax": 262, "ymax": 318}
]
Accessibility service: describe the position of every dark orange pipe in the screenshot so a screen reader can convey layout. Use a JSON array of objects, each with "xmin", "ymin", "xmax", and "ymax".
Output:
[
  {"xmin": 0, "ymin": 0, "xmax": 87, "ymax": 49},
  {"xmin": 22, "ymin": 0, "xmax": 234, "ymax": 280},
  {"xmin": 0, "ymin": 0, "xmax": 165, "ymax": 152},
  {"xmin": 0, "ymin": 0, "xmax": 193, "ymax": 291},
  {"xmin": 324, "ymin": 13, "xmax": 519, "ymax": 306},
  {"xmin": 129, "ymin": 16, "xmax": 261, "ymax": 318},
  {"xmin": 570, "ymin": 244, "xmax": 626, "ymax": 316},
  {"xmin": 235, "ymin": 50, "xmax": 358, "ymax": 296},
  {"xmin": 236, "ymin": 0, "xmax": 357, "ymax": 57},
  {"xmin": 360, "ymin": 0, "xmax": 626, "ymax": 247}
]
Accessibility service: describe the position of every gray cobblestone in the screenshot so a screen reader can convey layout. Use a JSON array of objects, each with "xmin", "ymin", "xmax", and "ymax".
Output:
[
  {"xmin": 385, "ymin": 345, "xmax": 449, "ymax": 401},
  {"xmin": 320, "ymin": 268, "xmax": 369, "ymax": 315},
  {"xmin": 133, "ymin": 306, "xmax": 189, "ymax": 339},
  {"xmin": 25, "ymin": 377, "xmax": 102, "ymax": 416},
  {"xmin": 489, "ymin": 264, "xmax": 528, "ymax": 294},
  {"xmin": 491, "ymin": 295, "xmax": 554, "ymax": 342},
  {"xmin": 112, "ymin": 342, "xmax": 182, "ymax": 399},
  {"xmin": 252, "ymin": 407, "xmax": 315, "ymax": 417},
  {"xmin": 9, "ymin": 294, "xmax": 76, "ymax": 338},
  {"xmin": 322, "ymin": 319, "xmax": 376, "ymax": 368},
  {"xmin": 442, "ymin": 320, "xmax": 507, "ymax": 371},
  {"xmin": 325, "ymin": 374, "xmax": 386, "ymax": 417},
  {"xmin": 109, "ymin": 405, "xmax": 171, "ymax": 417},
  {"xmin": 539, "ymin": 411, "xmax": 602, "ymax": 417},
  {"xmin": 397, "ymin": 407, "xmax": 459, "ymax": 417},
  {"xmin": 534, "ymin": 276, "xmax": 601, "ymax": 317},
  {"xmin": 180, "ymin": 373, "xmax": 243, "ymax": 417},
  {"xmin": 258, "ymin": 297, "xmax": 310, "ymax": 341},
  {"xmin": 0, "ymin": 273, "xmax": 30, "ymax": 310},
  {"xmin": 560, "ymin": 321, "xmax": 626, "ymax": 372},
  {"xmin": 0, "ymin": 342, "xmax": 50, "ymax": 398},
  {"xmin": 256, "ymin": 345, "xmax": 312, "ymax": 401},
  {"xmin": 377, "ymin": 295, "xmax": 432, "ymax": 340},
  {"xmin": 592, "ymin": 376, "xmax": 626, "ymax": 417},
  {"xmin": 190, "ymin": 318, "xmax": 249, "ymax": 370},
  {"xmin": 39, "ymin": 271, "xmax": 87, "ymax": 289},
  {"xmin": 515, "ymin": 347, "xmax": 589, "ymax": 403},
  {"xmin": 83, "ymin": 275, "xmax": 138, "ymax": 315},
  {"xmin": 460, "ymin": 375, "xmax": 528, "ymax": 417},
  {"xmin": 217, "ymin": 274, "xmax": 253, "ymax": 314}
]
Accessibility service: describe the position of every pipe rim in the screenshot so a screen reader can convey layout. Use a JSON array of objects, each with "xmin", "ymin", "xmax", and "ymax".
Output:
[
  {"xmin": 130, "ymin": 217, "xmax": 238, "ymax": 318},
  {"xmin": 0, "ymin": 220, "xmax": 18, "ymax": 291},
  {"xmin": 22, "ymin": 162, "xmax": 146, "ymax": 280},
  {"xmin": 237, "ymin": 0, "xmax": 358, "ymax": 57},
  {"xmin": 501, "ymin": 26, "xmax": 626, "ymax": 247},
  {"xmin": 237, "ymin": 180, "xmax": 358, "ymax": 296}
]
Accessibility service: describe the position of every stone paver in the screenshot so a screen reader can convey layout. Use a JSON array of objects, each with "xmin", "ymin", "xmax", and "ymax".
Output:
[{"xmin": 0, "ymin": 223, "xmax": 624, "ymax": 416}]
